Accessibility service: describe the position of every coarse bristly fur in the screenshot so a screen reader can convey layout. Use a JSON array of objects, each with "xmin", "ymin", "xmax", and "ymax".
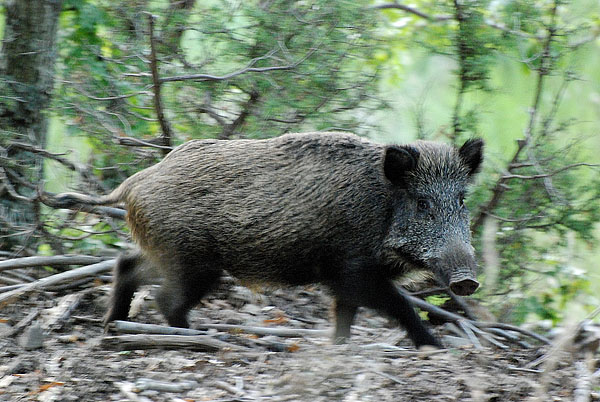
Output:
[{"xmin": 52, "ymin": 131, "xmax": 484, "ymax": 348}]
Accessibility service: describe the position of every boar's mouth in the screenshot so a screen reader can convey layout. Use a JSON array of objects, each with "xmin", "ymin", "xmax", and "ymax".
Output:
[
  {"xmin": 388, "ymin": 250, "xmax": 479, "ymax": 296},
  {"xmin": 386, "ymin": 251, "xmax": 428, "ymax": 278}
]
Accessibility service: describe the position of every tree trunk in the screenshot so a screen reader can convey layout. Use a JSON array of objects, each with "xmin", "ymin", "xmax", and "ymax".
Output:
[{"xmin": 0, "ymin": 0, "xmax": 63, "ymax": 253}]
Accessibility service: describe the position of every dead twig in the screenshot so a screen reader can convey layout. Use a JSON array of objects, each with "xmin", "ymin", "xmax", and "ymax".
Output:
[
  {"xmin": 115, "ymin": 382, "xmax": 153, "ymax": 402},
  {"xmin": 7, "ymin": 308, "xmax": 39, "ymax": 337},
  {"xmin": 371, "ymin": 370, "xmax": 405, "ymax": 385},
  {"xmin": 135, "ymin": 378, "xmax": 198, "ymax": 393},
  {"xmin": 109, "ymin": 320, "xmax": 207, "ymax": 336},
  {"xmin": 0, "ymin": 284, "xmax": 25, "ymax": 293},
  {"xmin": 0, "ymin": 254, "xmax": 106, "ymax": 272},
  {"xmin": 484, "ymin": 327, "xmax": 531, "ymax": 348},
  {"xmin": 214, "ymin": 380, "xmax": 245, "ymax": 396},
  {"xmin": 474, "ymin": 322, "xmax": 551, "ymax": 345},
  {"xmin": 471, "ymin": 5, "xmax": 559, "ymax": 231},
  {"xmin": 501, "ymin": 163, "xmax": 599, "ymax": 180},
  {"xmin": 407, "ymin": 294, "xmax": 551, "ymax": 347},
  {"xmin": 457, "ymin": 320, "xmax": 483, "ymax": 349},
  {"xmin": 574, "ymin": 360, "xmax": 592, "ymax": 402},
  {"xmin": 41, "ymin": 290, "xmax": 93, "ymax": 331},
  {"xmin": 146, "ymin": 12, "xmax": 173, "ymax": 154},
  {"xmin": 108, "ymin": 320, "xmax": 294, "ymax": 352},
  {"xmin": 101, "ymin": 334, "xmax": 248, "ymax": 352},
  {"xmin": 111, "ymin": 319, "xmax": 329, "ymax": 339},
  {"xmin": 0, "ymin": 259, "xmax": 114, "ymax": 306},
  {"xmin": 193, "ymin": 322, "xmax": 330, "ymax": 338},
  {"xmin": 116, "ymin": 136, "xmax": 174, "ymax": 151},
  {"xmin": 8, "ymin": 142, "xmax": 108, "ymax": 194},
  {"xmin": 369, "ymin": 3, "xmax": 452, "ymax": 21},
  {"xmin": 159, "ymin": 44, "xmax": 319, "ymax": 83}
]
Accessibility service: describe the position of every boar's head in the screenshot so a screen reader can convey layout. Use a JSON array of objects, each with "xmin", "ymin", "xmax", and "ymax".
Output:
[{"xmin": 382, "ymin": 139, "xmax": 484, "ymax": 296}]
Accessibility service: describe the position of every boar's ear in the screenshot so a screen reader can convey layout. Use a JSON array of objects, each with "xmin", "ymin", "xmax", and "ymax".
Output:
[
  {"xmin": 383, "ymin": 146, "xmax": 420, "ymax": 187},
  {"xmin": 459, "ymin": 138, "xmax": 484, "ymax": 176}
]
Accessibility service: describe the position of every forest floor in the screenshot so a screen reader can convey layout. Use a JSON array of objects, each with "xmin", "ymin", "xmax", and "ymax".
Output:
[{"xmin": 0, "ymin": 277, "xmax": 596, "ymax": 402}]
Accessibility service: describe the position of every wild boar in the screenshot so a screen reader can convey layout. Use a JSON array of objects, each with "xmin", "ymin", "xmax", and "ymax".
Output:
[{"xmin": 51, "ymin": 132, "xmax": 484, "ymax": 348}]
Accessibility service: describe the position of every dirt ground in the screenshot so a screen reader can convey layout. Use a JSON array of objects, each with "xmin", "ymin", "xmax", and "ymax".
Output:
[{"xmin": 0, "ymin": 280, "xmax": 595, "ymax": 402}]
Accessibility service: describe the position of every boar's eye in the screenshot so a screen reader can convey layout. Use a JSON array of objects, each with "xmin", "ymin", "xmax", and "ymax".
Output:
[
  {"xmin": 459, "ymin": 193, "xmax": 466, "ymax": 208},
  {"xmin": 417, "ymin": 198, "xmax": 430, "ymax": 212}
]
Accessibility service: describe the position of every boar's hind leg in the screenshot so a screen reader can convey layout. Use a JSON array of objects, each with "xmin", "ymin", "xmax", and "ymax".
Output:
[
  {"xmin": 104, "ymin": 251, "xmax": 143, "ymax": 328},
  {"xmin": 156, "ymin": 266, "xmax": 222, "ymax": 328}
]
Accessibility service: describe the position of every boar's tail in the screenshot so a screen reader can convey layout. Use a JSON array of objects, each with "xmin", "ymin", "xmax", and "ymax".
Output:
[
  {"xmin": 40, "ymin": 183, "xmax": 128, "ymax": 215},
  {"xmin": 51, "ymin": 190, "xmax": 122, "ymax": 207}
]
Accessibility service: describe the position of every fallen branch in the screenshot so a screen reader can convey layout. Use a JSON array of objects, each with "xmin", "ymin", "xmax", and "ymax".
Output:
[
  {"xmin": 0, "ymin": 259, "xmax": 114, "ymax": 306},
  {"xmin": 484, "ymin": 327, "xmax": 531, "ymax": 348},
  {"xmin": 213, "ymin": 379, "xmax": 246, "ymax": 397},
  {"xmin": 109, "ymin": 320, "xmax": 206, "ymax": 336},
  {"xmin": 574, "ymin": 360, "xmax": 592, "ymax": 402},
  {"xmin": 110, "ymin": 319, "xmax": 329, "ymax": 339},
  {"xmin": 109, "ymin": 320, "xmax": 293, "ymax": 352},
  {"xmin": 407, "ymin": 294, "xmax": 551, "ymax": 347},
  {"xmin": 0, "ymin": 274, "xmax": 24, "ymax": 285},
  {"xmin": 115, "ymin": 381, "xmax": 153, "ymax": 402},
  {"xmin": 0, "ymin": 255, "xmax": 106, "ymax": 272},
  {"xmin": 0, "ymin": 284, "xmax": 25, "ymax": 293},
  {"xmin": 135, "ymin": 378, "xmax": 198, "ymax": 393},
  {"xmin": 113, "ymin": 294, "xmax": 545, "ymax": 349},
  {"xmin": 7, "ymin": 309, "xmax": 39, "ymax": 337},
  {"xmin": 475, "ymin": 321, "xmax": 551, "ymax": 345},
  {"xmin": 458, "ymin": 320, "xmax": 483, "ymax": 349},
  {"xmin": 193, "ymin": 322, "xmax": 330, "ymax": 338},
  {"xmin": 101, "ymin": 334, "xmax": 248, "ymax": 352},
  {"xmin": 41, "ymin": 290, "xmax": 93, "ymax": 330}
]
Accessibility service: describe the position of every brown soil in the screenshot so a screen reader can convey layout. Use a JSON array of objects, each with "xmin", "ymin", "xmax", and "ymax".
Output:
[{"xmin": 0, "ymin": 282, "xmax": 592, "ymax": 402}]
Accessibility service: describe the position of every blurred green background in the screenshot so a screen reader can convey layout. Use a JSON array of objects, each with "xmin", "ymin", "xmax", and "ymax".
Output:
[{"xmin": 1, "ymin": 0, "xmax": 599, "ymax": 328}]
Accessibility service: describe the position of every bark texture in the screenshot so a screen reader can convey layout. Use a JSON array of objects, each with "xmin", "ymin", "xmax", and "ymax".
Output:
[{"xmin": 0, "ymin": 0, "xmax": 63, "ymax": 252}]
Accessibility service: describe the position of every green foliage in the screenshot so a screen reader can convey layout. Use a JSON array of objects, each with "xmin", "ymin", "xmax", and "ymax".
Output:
[
  {"xmin": 3, "ymin": 0, "xmax": 599, "ymax": 328},
  {"xmin": 56, "ymin": 0, "xmax": 381, "ymax": 137},
  {"xmin": 379, "ymin": 0, "xmax": 600, "ymax": 325},
  {"xmin": 453, "ymin": 0, "xmax": 497, "ymax": 91},
  {"xmin": 50, "ymin": 0, "xmax": 384, "ymax": 191}
]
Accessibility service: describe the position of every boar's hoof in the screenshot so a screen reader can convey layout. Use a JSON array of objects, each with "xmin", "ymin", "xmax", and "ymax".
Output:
[
  {"xmin": 417, "ymin": 344, "xmax": 443, "ymax": 353},
  {"xmin": 449, "ymin": 278, "xmax": 479, "ymax": 296}
]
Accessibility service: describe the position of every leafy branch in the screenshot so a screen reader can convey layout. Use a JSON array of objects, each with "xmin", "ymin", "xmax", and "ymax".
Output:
[{"xmin": 472, "ymin": 0, "xmax": 560, "ymax": 231}]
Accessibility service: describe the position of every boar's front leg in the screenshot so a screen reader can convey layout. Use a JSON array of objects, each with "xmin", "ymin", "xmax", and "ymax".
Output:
[
  {"xmin": 333, "ymin": 301, "xmax": 358, "ymax": 344},
  {"xmin": 330, "ymin": 259, "xmax": 441, "ymax": 349}
]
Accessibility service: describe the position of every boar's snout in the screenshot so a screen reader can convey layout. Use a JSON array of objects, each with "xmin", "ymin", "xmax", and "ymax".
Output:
[
  {"xmin": 449, "ymin": 275, "xmax": 479, "ymax": 296},
  {"xmin": 430, "ymin": 240, "xmax": 479, "ymax": 296}
]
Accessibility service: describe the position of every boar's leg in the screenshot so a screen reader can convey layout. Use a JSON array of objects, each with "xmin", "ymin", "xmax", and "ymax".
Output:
[
  {"xmin": 156, "ymin": 266, "xmax": 222, "ymax": 328},
  {"xmin": 333, "ymin": 301, "xmax": 358, "ymax": 344},
  {"xmin": 363, "ymin": 279, "xmax": 441, "ymax": 348},
  {"xmin": 330, "ymin": 259, "xmax": 441, "ymax": 348},
  {"xmin": 104, "ymin": 251, "xmax": 143, "ymax": 327}
]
